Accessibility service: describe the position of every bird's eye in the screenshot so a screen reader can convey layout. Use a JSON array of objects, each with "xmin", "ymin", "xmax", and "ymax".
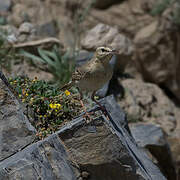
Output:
[{"xmin": 101, "ymin": 48, "xmax": 106, "ymax": 52}]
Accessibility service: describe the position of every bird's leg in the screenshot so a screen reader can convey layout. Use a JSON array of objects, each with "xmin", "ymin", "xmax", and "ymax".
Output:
[
  {"xmin": 91, "ymin": 91, "xmax": 107, "ymax": 114},
  {"xmin": 78, "ymin": 90, "xmax": 93, "ymax": 122}
]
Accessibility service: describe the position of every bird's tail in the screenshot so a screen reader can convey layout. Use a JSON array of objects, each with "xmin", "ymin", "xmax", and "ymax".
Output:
[{"xmin": 60, "ymin": 81, "xmax": 74, "ymax": 91}]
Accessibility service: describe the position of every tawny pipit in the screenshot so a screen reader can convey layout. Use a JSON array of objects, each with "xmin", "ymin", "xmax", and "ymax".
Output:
[{"xmin": 61, "ymin": 46, "xmax": 118, "ymax": 119}]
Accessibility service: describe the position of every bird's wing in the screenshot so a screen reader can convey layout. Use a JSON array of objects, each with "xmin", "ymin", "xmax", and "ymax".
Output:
[{"xmin": 72, "ymin": 60, "xmax": 95, "ymax": 82}]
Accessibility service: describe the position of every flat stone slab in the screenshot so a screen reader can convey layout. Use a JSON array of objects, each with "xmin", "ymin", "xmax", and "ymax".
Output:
[
  {"xmin": 130, "ymin": 123, "xmax": 176, "ymax": 179},
  {"xmin": 57, "ymin": 96, "xmax": 166, "ymax": 180},
  {"xmin": 0, "ymin": 71, "xmax": 167, "ymax": 179},
  {"xmin": 0, "ymin": 78, "xmax": 36, "ymax": 161},
  {"xmin": 0, "ymin": 134, "xmax": 77, "ymax": 180}
]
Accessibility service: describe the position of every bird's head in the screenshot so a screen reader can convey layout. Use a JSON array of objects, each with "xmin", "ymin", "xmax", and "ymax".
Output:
[{"xmin": 95, "ymin": 47, "xmax": 118, "ymax": 62}]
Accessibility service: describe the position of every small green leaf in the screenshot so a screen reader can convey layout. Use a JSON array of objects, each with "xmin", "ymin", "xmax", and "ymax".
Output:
[{"xmin": 20, "ymin": 50, "xmax": 45, "ymax": 63}]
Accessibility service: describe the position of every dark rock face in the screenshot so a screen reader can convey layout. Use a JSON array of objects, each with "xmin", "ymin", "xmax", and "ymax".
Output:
[
  {"xmin": 0, "ymin": 78, "xmax": 36, "ymax": 161},
  {"xmin": 59, "ymin": 118, "xmax": 141, "ymax": 180},
  {"xmin": 58, "ymin": 96, "xmax": 166, "ymax": 180},
  {"xmin": 130, "ymin": 123, "xmax": 176, "ymax": 180},
  {"xmin": 0, "ymin": 134, "xmax": 78, "ymax": 180},
  {"xmin": 0, "ymin": 0, "xmax": 12, "ymax": 12},
  {"xmin": 0, "ymin": 71, "xmax": 166, "ymax": 179}
]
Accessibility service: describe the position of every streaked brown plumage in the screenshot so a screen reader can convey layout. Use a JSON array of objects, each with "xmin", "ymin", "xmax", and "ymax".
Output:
[{"xmin": 61, "ymin": 46, "xmax": 118, "ymax": 120}]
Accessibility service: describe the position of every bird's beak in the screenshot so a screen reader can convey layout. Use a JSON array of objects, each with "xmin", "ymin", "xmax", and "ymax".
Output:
[{"xmin": 111, "ymin": 49, "xmax": 119, "ymax": 55}]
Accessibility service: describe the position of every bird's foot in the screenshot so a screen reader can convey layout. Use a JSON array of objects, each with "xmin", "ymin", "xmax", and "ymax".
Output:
[
  {"xmin": 83, "ymin": 111, "xmax": 95, "ymax": 123},
  {"xmin": 100, "ymin": 106, "xmax": 109, "ymax": 117}
]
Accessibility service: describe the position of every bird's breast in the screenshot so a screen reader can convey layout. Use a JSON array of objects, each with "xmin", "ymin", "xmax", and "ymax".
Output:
[{"xmin": 77, "ymin": 64, "xmax": 113, "ymax": 92}]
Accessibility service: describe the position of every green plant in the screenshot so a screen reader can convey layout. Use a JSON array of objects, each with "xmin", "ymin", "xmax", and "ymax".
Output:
[
  {"xmin": 151, "ymin": 0, "xmax": 180, "ymax": 26},
  {"xmin": 9, "ymin": 76, "xmax": 82, "ymax": 139},
  {"xmin": 151, "ymin": 0, "xmax": 171, "ymax": 16},
  {"xmin": 20, "ymin": 45, "xmax": 75, "ymax": 86}
]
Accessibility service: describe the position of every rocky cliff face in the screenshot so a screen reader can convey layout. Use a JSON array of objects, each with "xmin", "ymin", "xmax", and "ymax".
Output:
[{"xmin": 1, "ymin": 0, "xmax": 180, "ymax": 178}]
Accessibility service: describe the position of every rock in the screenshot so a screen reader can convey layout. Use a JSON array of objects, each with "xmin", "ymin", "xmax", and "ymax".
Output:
[
  {"xmin": 8, "ymin": 60, "xmax": 53, "ymax": 81},
  {"xmin": 94, "ymin": 0, "xmax": 122, "ymax": 9},
  {"xmin": 130, "ymin": 123, "xmax": 176, "ymax": 180},
  {"xmin": 18, "ymin": 22, "xmax": 35, "ymax": 34},
  {"xmin": 0, "ymin": 0, "xmax": 12, "ymax": 13},
  {"xmin": 133, "ymin": 17, "xmax": 180, "ymax": 101},
  {"xmin": 118, "ymin": 79, "xmax": 176, "ymax": 135},
  {"xmin": 81, "ymin": 23, "xmax": 133, "ymax": 55},
  {"xmin": 83, "ymin": 0, "xmax": 180, "ymax": 100},
  {"xmin": 8, "ymin": 4, "xmax": 29, "ymax": 26},
  {"xmin": 58, "ymin": 95, "xmax": 166, "ymax": 180},
  {"xmin": 0, "ymin": 25, "xmax": 18, "ymax": 36},
  {"xmin": 86, "ymin": 0, "xmax": 154, "ymax": 36},
  {"xmin": 0, "ymin": 134, "xmax": 79, "ymax": 180},
  {"xmin": 18, "ymin": 22, "xmax": 36, "ymax": 42},
  {"xmin": 35, "ymin": 20, "xmax": 59, "ymax": 37},
  {"xmin": 0, "ymin": 77, "xmax": 166, "ymax": 180},
  {"xmin": 0, "ymin": 25, "xmax": 18, "ymax": 43},
  {"xmin": 168, "ymin": 129, "xmax": 180, "ymax": 179},
  {"xmin": 134, "ymin": 20, "xmax": 159, "ymax": 43},
  {"xmin": 81, "ymin": 23, "xmax": 134, "ymax": 72},
  {"xmin": 0, "ymin": 74, "xmax": 36, "ymax": 161},
  {"xmin": 75, "ymin": 50, "xmax": 93, "ymax": 67}
]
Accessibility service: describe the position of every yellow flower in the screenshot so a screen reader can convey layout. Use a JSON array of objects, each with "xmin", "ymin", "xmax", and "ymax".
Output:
[
  {"xmin": 49, "ymin": 103, "xmax": 55, "ymax": 109},
  {"xmin": 64, "ymin": 90, "xmax": 70, "ymax": 96},
  {"xmin": 49, "ymin": 103, "xmax": 62, "ymax": 109},
  {"xmin": 55, "ymin": 103, "xmax": 62, "ymax": 109},
  {"xmin": 25, "ymin": 93, "xmax": 29, "ymax": 96}
]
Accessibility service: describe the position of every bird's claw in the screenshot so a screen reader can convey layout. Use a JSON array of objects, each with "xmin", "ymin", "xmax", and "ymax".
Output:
[{"xmin": 83, "ymin": 111, "xmax": 95, "ymax": 123}]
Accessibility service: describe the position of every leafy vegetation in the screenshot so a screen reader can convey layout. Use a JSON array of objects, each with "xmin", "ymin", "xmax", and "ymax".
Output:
[
  {"xmin": 9, "ymin": 76, "xmax": 82, "ymax": 139},
  {"xmin": 20, "ymin": 46, "xmax": 75, "ymax": 86},
  {"xmin": 151, "ymin": 0, "xmax": 180, "ymax": 26},
  {"xmin": 151, "ymin": 0, "xmax": 171, "ymax": 16},
  {"xmin": 0, "ymin": 0, "xmax": 98, "ymax": 140}
]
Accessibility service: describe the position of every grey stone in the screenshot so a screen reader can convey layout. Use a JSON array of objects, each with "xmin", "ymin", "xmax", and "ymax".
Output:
[
  {"xmin": 0, "ymin": 0, "xmax": 12, "ymax": 12},
  {"xmin": 0, "ymin": 134, "xmax": 78, "ymax": 180},
  {"xmin": 35, "ymin": 20, "xmax": 59, "ymax": 37},
  {"xmin": 0, "ymin": 76, "xmax": 36, "ymax": 161},
  {"xmin": 0, "ymin": 71, "xmax": 167, "ymax": 179},
  {"xmin": 57, "ymin": 95, "xmax": 166, "ymax": 180},
  {"xmin": 130, "ymin": 123, "xmax": 176, "ymax": 180},
  {"xmin": 18, "ymin": 22, "xmax": 35, "ymax": 34},
  {"xmin": 119, "ymin": 79, "xmax": 176, "ymax": 135}
]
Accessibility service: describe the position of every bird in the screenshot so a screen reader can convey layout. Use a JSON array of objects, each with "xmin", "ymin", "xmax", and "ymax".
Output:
[{"xmin": 61, "ymin": 46, "xmax": 118, "ymax": 120}]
